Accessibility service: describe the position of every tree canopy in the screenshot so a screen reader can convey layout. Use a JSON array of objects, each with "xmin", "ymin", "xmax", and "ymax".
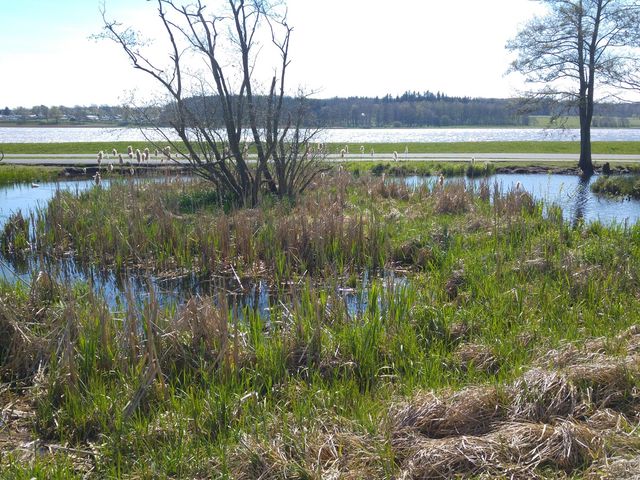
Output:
[{"xmin": 507, "ymin": 0, "xmax": 640, "ymax": 175}]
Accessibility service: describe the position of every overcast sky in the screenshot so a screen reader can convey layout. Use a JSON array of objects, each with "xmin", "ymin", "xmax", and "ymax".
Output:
[{"xmin": 0, "ymin": 0, "xmax": 545, "ymax": 108}]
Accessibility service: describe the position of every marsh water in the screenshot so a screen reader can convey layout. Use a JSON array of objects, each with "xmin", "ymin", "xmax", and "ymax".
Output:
[
  {"xmin": 0, "ymin": 178, "xmax": 404, "ymax": 315},
  {"xmin": 1, "ymin": 173, "xmax": 638, "ymax": 313},
  {"xmin": 2, "ymin": 126, "xmax": 640, "ymax": 143},
  {"xmin": 405, "ymin": 173, "xmax": 640, "ymax": 225}
]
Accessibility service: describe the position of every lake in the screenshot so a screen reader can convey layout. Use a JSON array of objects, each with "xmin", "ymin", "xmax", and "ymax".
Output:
[{"xmin": 2, "ymin": 126, "xmax": 640, "ymax": 143}]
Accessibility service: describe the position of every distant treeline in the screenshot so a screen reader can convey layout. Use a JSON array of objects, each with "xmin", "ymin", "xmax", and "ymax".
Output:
[
  {"xmin": 166, "ymin": 91, "xmax": 640, "ymax": 128},
  {"xmin": 3, "ymin": 91, "xmax": 640, "ymax": 128}
]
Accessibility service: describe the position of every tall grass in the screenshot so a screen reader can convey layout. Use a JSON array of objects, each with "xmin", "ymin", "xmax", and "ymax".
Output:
[
  {"xmin": 2, "ymin": 172, "xmax": 640, "ymax": 477},
  {"xmin": 0, "ymin": 165, "xmax": 61, "ymax": 184},
  {"xmin": 592, "ymin": 174, "xmax": 640, "ymax": 199},
  {"xmin": 33, "ymin": 174, "xmax": 389, "ymax": 278},
  {"xmin": 344, "ymin": 160, "xmax": 496, "ymax": 178}
]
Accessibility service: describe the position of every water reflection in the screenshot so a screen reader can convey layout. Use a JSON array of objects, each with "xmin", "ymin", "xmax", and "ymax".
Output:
[
  {"xmin": 404, "ymin": 173, "xmax": 640, "ymax": 225},
  {"xmin": 571, "ymin": 176, "xmax": 590, "ymax": 226},
  {"xmin": 1, "ymin": 246, "xmax": 404, "ymax": 320}
]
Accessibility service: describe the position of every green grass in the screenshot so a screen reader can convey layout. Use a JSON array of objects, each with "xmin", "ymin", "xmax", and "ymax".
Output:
[
  {"xmin": 327, "ymin": 140, "xmax": 640, "ymax": 155},
  {"xmin": 0, "ymin": 164, "xmax": 62, "ymax": 184},
  {"xmin": 2, "ymin": 173, "xmax": 640, "ymax": 477},
  {"xmin": 341, "ymin": 160, "xmax": 497, "ymax": 177},
  {"xmin": 3, "ymin": 140, "xmax": 640, "ymax": 155},
  {"xmin": 1, "ymin": 142, "xmax": 164, "ymax": 155},
  {"xmin": 592, "ymin": 174, "xmax": 640, "ymax": 199}
]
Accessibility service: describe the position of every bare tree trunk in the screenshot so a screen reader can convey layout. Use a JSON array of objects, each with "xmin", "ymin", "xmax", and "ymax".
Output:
[{"xmin": 578, "ymin": 112, "xmax": 594, "ymax": 176}]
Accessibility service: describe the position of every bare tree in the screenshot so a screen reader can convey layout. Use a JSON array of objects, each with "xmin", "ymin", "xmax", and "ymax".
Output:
[
  {"xmin": 507, "ymin": 0, "xmax": 640, "ymax": 176},
  {"xmin": 101, "ymin": 0, "xmax": 327, "ymax": 206}
]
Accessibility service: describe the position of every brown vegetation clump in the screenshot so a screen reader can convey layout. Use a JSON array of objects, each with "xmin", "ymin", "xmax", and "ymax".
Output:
[
  {"xmin": 452, "ymin": 342, "xmax": 499, "ymax": 374},
  {"xmin": 445, "ymin": 268, "xmax": 465, "ymax": 300},
  {"xmin": 510, "ymin": 368, "xmax": 582, "ymax": 421},
  {"xmin": 433, "ymin": 181, "xmax": 473, "ymax": 214},
  {"xmin": 398, "ymin": 420, "xmax": 602, "ymax": 479},
  {"xmin": 391, "ymin": 386, "xmax": 506, "ymax": 441},
  {"xmin": 228, "ymin": 421, "xmax": 388, "ymax": 480},
  {"xmin": 390, "ymin": 331, "xmax": 640, "ymax": 478}
]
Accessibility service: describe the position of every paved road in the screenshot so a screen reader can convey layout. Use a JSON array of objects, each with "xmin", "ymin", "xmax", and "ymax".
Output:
[{"xmin": 2, "ymin": 152, "xmax": 640, "ymax": 166}]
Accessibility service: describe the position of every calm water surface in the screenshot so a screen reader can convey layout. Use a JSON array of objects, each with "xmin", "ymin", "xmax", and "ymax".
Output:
[
  {"xmin": 405, "ymin": 173, "xmax": 640, "ymax": 225},
  {"xmin": 2, "ymin": 126, "xmax": 640, "ymax": 143},
  {"xmin": 0, "ymin": 178, "xmax": 402, "ymax": 313}
]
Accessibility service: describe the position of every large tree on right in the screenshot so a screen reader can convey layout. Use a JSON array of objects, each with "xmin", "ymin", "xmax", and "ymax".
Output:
[{"xmin": 508, "ymin": 0, "xmax": 640, "ymax": 176}]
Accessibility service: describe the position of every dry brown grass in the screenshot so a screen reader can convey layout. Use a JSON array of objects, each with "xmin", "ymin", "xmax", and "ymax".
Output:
[
  {"xmin": 228, "ymin": 419, "xmax": 388, "ymax": 480},
  {"xmin": 433, "ymin": 181, "xmax": 473, "ymax": 215},
  {"xmin": 391, "ymin": 386, "xmax": 506, "ymax": 441},
  {"xmin": 452, "ymin": 343, "xmax": 499, "ymax": 374},
  {"xmin": 390, "ymin": 330, "xmax": 640, "ymax": 478},
  {"xmin": 398, "ymin": 420, "xmax": 602, "ymax": 479}
]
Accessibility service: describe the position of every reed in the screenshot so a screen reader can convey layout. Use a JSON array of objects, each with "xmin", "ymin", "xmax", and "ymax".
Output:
[
  {"xmin": 2, "ymin": 171, "xmax": 640, "ymax": 477},
  {"xmin": 592, "ymin": 174, "xmax": 640, "ymax": 199}
]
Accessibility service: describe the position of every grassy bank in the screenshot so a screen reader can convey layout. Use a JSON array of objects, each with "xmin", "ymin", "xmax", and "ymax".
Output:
[
  {"xmin": 3, "ymin": 140, "xmax": 640, "ymax": 155},
  {"xmin": 330, "ymin": 140, "xmax": 640, "ymax": 155},
  {"xmin": 0, "ymin": 164, "xmax": 62, "ymax": 184},
  {"xmin": 592, "ymin": 174, "xmax": 640, "ymax": 199},
  {"xmin": 2, "ymin": 174, "xmax": 640, "ymax": 477},
  {"xmin": 342, "ymin": 160, "xmax": 497, "ymax": 177}
]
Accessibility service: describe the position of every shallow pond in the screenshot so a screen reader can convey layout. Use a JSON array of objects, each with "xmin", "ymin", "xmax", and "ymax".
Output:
[
  {"xmin": 1, "ymin": 173, "xmax": 638, "ymax": 313},
  {"xmin": 404, "ymin": 173, "xmax": 640, "ymax": 226},
  {"xmin": 0, "ymin": 177, "xmax": 404, "ymax": 315}
]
